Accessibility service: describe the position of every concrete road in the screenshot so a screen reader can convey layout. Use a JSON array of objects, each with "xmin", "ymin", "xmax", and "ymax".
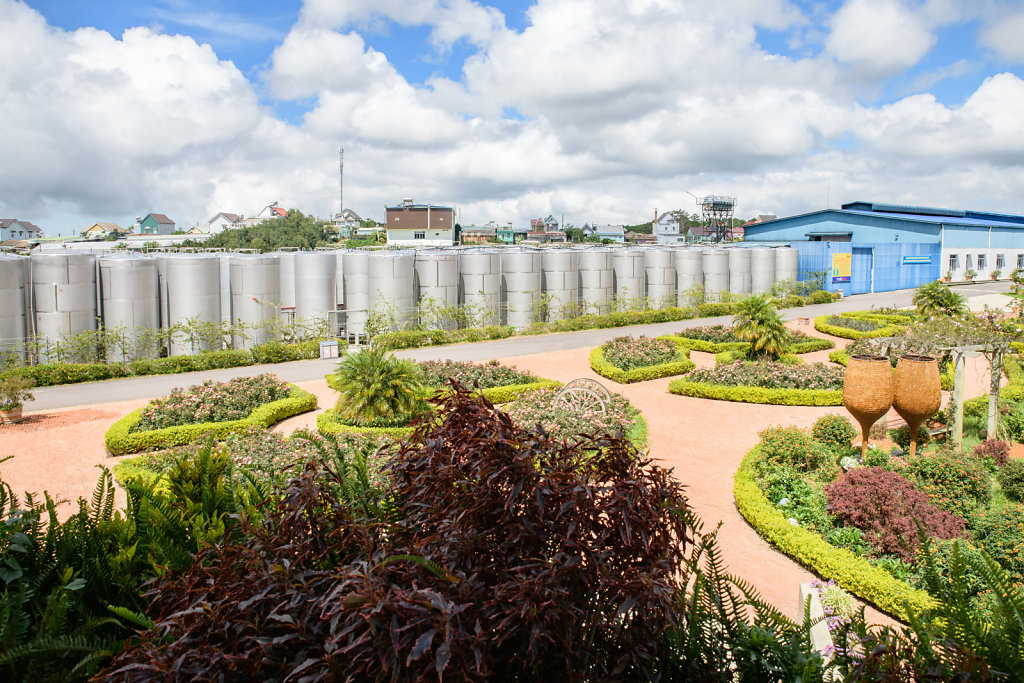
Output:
[{"xmin": 27, "ymin": 282, "xmax": 1012, "ymax": 411}]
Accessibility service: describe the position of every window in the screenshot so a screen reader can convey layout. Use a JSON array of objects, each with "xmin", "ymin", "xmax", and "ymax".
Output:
[
  {"xmin": 414, "ymin": 231, "xmax": 425, "ymax": 239},
  {"xmin": 965, "ymin": 254, "xmax": 973, "ymax": 270},
  {"xmin": 998, "ymin": 254, "xmax": 1006, "ymax": 270},
  {"xmin": 949, "ymin": 254, "xmax": 959, "ymax": 271},
  {"xmin": 978, "ymin": 254, "xmax": 986, "ymax": 270},
  {"xmin": 1018, "ymin": 254, "xmax": 1024, "ymax": 270}
]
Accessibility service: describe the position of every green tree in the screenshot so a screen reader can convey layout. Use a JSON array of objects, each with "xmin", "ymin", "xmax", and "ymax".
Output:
[
  {"xmin": 200, "ymin": 210, "xmax": 335, "ymax": 252},
  {"xmin": 331, "ymin": 346, "xmax": 427, "ymax": 426},
  {"xmin": 913, "ymin": 280, "xmax": 968, "ymax": 317},
  {"xmin": 733, "ymin": 294, "xmax": 789, "ymax": 359}
]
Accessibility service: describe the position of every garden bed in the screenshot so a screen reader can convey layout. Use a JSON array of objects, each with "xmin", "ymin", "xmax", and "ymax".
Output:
[
  {"xmin": 663, "ymin": 326, "xmax": 833, "ymax": 355},
  {"xmin": 498, "ymin": 386, "xmax": 648, "ymax": 448},
  {"xmin": 668, "ymin": 360, "xmax": 844, "ymax": 405},
  {"xmin": 105, "ymin": 381, "xmax": 317, "ymax": 455},
  {"xmin": 589, "ymin": 336, "xmax": 695, "ymax": 383},
  {"xmin": 814, "ymin": 312, "xmax": 910, "ymax": 340}
]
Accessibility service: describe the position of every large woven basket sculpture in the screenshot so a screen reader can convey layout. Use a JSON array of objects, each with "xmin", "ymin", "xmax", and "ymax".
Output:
[
  {"xmin": 893, "ymin": 354, "xmax": 941, "ymax": 459},
  {"xmin": 843, "ymin": 355, "xmax": 894, "ymax": 457}
]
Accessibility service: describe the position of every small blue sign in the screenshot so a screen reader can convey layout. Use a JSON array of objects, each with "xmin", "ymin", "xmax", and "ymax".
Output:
[{"xmin": 902, "ymin": 255, "xmax": 932, "ymax": 265}]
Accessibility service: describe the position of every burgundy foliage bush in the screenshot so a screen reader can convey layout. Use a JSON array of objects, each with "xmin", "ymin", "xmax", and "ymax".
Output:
[
  {"xmin": 825, "ymin": 467, "xmax": 967, "ymax": 563},
  {"xmin": 101, "ymin": 385, "xmax": 690, "ymax": 681}
]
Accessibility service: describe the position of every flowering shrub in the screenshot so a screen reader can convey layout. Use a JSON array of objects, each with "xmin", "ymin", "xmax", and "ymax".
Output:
[
  {"xmin": 417, "ymin": 359, "xmax": 537, "ymax": 389},
  {"xmin": 679, "ymin": 324, "xmax": 811, "ymax": 344},
  {"xmin": 812, "ymin": 414, "xmax": 856, "ymax": 453},
  {"xmin": 904, "ymin": 449, "xmax": 991, "ymax": 514},
  {"xmin": 974, "ymin": 504, "xmax": 1024, "ymax": 582},
  {"xmin": 689, "ymin": 361, "xmax": 844, "ymax": 391},
  {"xmin": 825, "ymin": 316, "xmax": 882, "ymax": 332},
  {"xmin": 135, "ymin": 374, "xmax": 291, "ymax": 431},
  {"xmin": 600, "ymin": 335, "xmax": 681, "ymax": 370},
  {"xmin": 813, "ymin": 579, "xmax": 862, "ymax": 661},
  {"xmin": 759, "ymin": 425, "xmax": 831, "ymax": 472},
  {"xmin": 825, "ymin": 467, "xmax": 967, "ymax": 563},
  {"xmin": 998, "ymin": 458, "xmax": 1024, "ymax": 502},
  {"xmin": 501, "ymin": 387, "xmax": 639, "ymax": 441},
  {"xmin": 974, "ymin": 440, "xmax": 1011, "ymax": 469}
]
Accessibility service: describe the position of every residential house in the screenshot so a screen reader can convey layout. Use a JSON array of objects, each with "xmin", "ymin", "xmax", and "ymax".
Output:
[
  {"xmin": 624, "ymin": 230, "xmax": 656, "ymax": 244},
  {"xmin": 461, "ymin": 226, "xmax": 498, "ymax": 245},
  {"xmin": 138, "ymin": 213, "xmax": 176, "ymax": 235},
  {"xmin": 591, "ymin": 224, "xmax": 625, "ymax": 243},
  {"xmin": 1, "ymin": 219, "xmax": 44, "ymax": 241},
  {"xmin": 385, "ymin": 199, "xmax": 455, "ymax": 245},
  {"xmin": 83, "ymin": 222, "xmax": 121, "ymax": 239},
  {"xmin": 186, "ymin": 226, "xmax": 208, "ymax": 235},
  {"xmin": 654, "ymin": 212, "xmax": 686, "ymax": 245},
  {"xmin": 207, "ymin": 212, "xmax": 243, "ymax": 235},
  {"xmin": 529, "ymin": 215, "xmax": 559, "ymax": 232},
  {"xmin": 525, "ymin": 231, "xmax": 567, "ymax": 244},
  {"xmin": 331, "ymin": 208, "xmax": 362, "ymax": 238}
]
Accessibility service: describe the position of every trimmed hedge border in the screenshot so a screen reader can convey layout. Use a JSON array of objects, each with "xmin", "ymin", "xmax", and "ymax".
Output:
[
  {"xmin": 316, "ymin": 408, "xmax": 415, "ymax": 438},
  {"xmin": 324, "ymin": 373, "xmax": 560, "ymax": 405},
  {"xmin": 813, "ymin": 315, "xmax": 906, "ymax": 340},
  {"xmin": 2, "ymin": 339, "xmax": 345, "ymax": 390},
  {"xmin": 665, "ymin": 334, "xmax": 833, "ymax": 356},
  {"xmin": 589, "ymin": 343, "xmax": 695, "ymax": 384},
  {"xmin": 714, "ymin": 350, "xmax": 801, "ymax": 366},
  {"xmin": 668, "ymin": 377, "xmax": 843, "ymax": 406},
  {"xmin": 105, "ymin": 384, "xmax": 317, "ymax": 456},
  {"xmin": 734, "ymin": 447, "xmax": 935, "ymax": 621}
]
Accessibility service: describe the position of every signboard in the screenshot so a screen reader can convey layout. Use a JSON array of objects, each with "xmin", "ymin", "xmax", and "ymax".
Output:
[
  {"xmin": 902, "ymin": 255, "xmax": 932, "ymax": 265},
  {"xmin": 831, "ymin": 253, "xmax": 851, "ymax": 283}
]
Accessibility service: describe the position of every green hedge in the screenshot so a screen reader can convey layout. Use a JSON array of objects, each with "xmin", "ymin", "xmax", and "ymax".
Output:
[
  {"xmin": 3, "ymin": 341, "xmax": 344, "ymax": 389},
  {"xmin": 734, "ymin": 448, "xmax": 935, "ymax": 621},
  {"xmin": 105, "ymin": 384, "xmax": 318, "ymax": 456},
  {"xmin": 325, "ymin": 373, "xmax": 559, "ymax": 405},
  {"xmin": 789, "ymin": 338, "xmax": 835, "ymax": 354},
  {"xmin": 315, "ymin": 408, "xmax": 416, "ymax": 438},
  {"xmin": 663, "ymin": 335, "xmax": 747, "ymax": 354},
  {"xmin": 813, "ymin": 315, "xmax": 906, "ymax": 340},
  {"xmin": 589, "ymin": 344, "xmax": 694, "ymax": 384},
  {"xmin": 668, "ymin": 377, "xmax": 843, "ymax": 406},
  {"xmin": 714, "ymin": 350, "xmax": 801, "ymax": 366}
]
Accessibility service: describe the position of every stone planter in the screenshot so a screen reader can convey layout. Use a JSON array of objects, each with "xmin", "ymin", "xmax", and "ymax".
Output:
[
  {"xmin": 843, "ymin": 355, "xmax": 893, "ymax": 457},
  {"xmin": 893, "ymin": 354, "xmax": 941, "ymax": 459}
]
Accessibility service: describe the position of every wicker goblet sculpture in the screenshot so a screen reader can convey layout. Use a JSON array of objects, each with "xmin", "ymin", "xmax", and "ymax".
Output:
[
  {"xmin": 843, "ymin": 355, "xmax": 894, "ymax": 458},
  {"xmin": 893, "ymin": 354, "xmax": 941, "ymax": 459}
]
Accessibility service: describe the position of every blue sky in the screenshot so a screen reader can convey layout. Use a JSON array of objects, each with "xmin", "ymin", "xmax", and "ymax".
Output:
[{"xmin": 6, "ymin": 0, "xmax": 1024, "ymax": 234}]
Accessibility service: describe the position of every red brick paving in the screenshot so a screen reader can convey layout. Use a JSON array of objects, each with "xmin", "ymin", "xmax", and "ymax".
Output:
[{"xmin": 0, "ymin": 328, "xmax": 999, "ymax": 624}]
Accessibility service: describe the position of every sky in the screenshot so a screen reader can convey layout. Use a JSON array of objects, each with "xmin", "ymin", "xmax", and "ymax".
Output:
[{"xmin": 4, "ymin": 0, "xmax": 1024, "ymax": 236}]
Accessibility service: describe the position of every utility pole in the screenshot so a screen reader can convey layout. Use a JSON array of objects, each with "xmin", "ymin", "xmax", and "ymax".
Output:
[{"xmin": 339, "ymin": 146, "xmax": 344, "ymax": 219}]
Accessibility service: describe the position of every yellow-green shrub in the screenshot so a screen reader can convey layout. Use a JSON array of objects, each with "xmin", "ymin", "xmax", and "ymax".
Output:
[{"xmin": 668, "ymin": 378, "xmax": 843, "ymax": 406}]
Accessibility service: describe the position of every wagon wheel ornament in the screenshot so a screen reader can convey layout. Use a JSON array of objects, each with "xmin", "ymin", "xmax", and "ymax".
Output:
[{"xmin": 555, "ymin": 378, "xmax": 610, "ymax": 414}]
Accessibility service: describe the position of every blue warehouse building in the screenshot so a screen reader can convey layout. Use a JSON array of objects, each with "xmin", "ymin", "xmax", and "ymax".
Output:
[{"xmin": 743, "ymin": 201, "xmax": 1024, "ymax": 294}]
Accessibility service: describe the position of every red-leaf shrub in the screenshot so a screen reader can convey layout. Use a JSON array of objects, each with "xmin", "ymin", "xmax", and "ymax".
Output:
[
  {"xmin": 101, "ymin": 385, "xmax": 690, "ymax": 681},
  {"xmin": 974, "ymin": 439, "xmax": 1010, "ymax": 468},
  {"xmin": 825, "ymin": 467, "xmax": 967, "ymax": 563}
]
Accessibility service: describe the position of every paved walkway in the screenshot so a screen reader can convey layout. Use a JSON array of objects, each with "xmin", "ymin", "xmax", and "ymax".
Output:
[{"xmin": 0, "ymin": 284, "xmax": 1004, "ymax": 622}]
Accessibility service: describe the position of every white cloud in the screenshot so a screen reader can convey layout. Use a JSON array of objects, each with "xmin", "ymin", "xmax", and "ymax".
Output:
[
  {"xmin": 826, "ymin": 0, "xmax": 935, "ymax": 77},
  {"xmin": 981, "ymin": 10, "xmax": 1024, "ymax": 62}
]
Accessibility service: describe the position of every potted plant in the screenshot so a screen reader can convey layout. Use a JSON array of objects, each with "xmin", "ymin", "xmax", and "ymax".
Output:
[
  {"xmin": 0, "ymin": 374, "xmax": 35, "ymax": 423},
  {"xmin": 965, "ymin": 268, "xmax": 977, "ymax": 282},
  {"xmin": 942, "ymin": 270, "xmax": 952, "ymax": 283},
  {"xmin": 991, "ymin": 269, "xmax": 1001, "ymax": 281}
]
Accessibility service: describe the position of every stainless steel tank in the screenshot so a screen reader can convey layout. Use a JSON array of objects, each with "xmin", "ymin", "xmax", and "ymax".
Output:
[
  {"xmin": 727, "ymin": 248, "xmax": 752, "ymax": 295},
  {"xmin": 459, "ymin": 249, "xmax": 501, "ymax": 326},
  {"xmin": 218, "ymin": 253, "xmax": 232, "ymax": 324},
  {"xmin": 541, "ymin": 249, "xmax": 579, "ymax": 320},
  {"xmin": 502, "ymin": 248, "xmax": 542, "ymax": 328},
  {"xmin": 750, "ymin": 247, "xmax": 776, "ymax": 294},
  {"xmin": 775, "ymin": 246, "xmax": 799, "ymax": 283},
  {"xmin": 644, "ymin": 247, "xmax": 676, "ymax": 307},
  {"xmin": 229, "ymin": 254, "xmax": 281, "ymax": 348},
  {"xmin": 276, "ymin": 251, "xmax": 296, "ymax": 311},
  {"xmin": 98, "ymin": 253, "xmax": 160, "ymax": 361},
  {"xmin": 701, "ymin": 249, "xmax": 730, "ymax": 300},
  {"xmin": 369, "ymin": 250, "xmax": 416, "ymax": 329},
  {"xmin": 334, "ymin": 250, "xmax": 345, "ymax": 313},
  {"xmin": 415, "ymin": 250, "xmax": 460, "ymax": 329},
  {"xmin": 293, "ymin": 251, "xmax": 337, "ymax": 332},
  {"xmin": 674, "ymin": 248, "xmax": 703, "ymax": 305},
  {"xmin": 0, "ymin": 254, "xmax": 28, "ymax": 361},
  {"xmin": 611, "ymin": 248, "xmax": 645, "ymax": 306},
  {"xmin": 577, "ymin": 247, "xmax": 613, "ymax": 313},
  {"xmin": 31, "ymin": 251, "xmax": 98, "ymax": 362},
  {"xmin": 163, "ymin": 254, "xmax": 222, "ymax": 355},
  {"xmin": 342, "ymin": 251, "xmax": 370, "ymax": 337}
]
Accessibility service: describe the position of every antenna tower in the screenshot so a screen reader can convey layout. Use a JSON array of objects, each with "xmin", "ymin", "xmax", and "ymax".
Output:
[{"xmin": 339, "ymin": 146, "xmax": 344, "ymax": 219}]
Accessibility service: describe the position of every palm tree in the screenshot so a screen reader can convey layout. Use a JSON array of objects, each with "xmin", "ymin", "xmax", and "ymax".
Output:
[
  {"xmin": 732, "ymin": 294, "xmax": 789, "ymax": 360},
  {"xmin": 331, "ymin": 346, "xmax": 427, "ymax": 426},
  {"xmin": 913, "ymin": 280, "xmax": 968, "ymax": 317}
]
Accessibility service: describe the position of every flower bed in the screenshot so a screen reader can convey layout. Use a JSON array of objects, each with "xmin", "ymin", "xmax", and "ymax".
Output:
[
  {"xmin": 105, "ymin": 383, "xmax": 317, "ymax": 455},
  {"xmin": 417, "ymin": 359, "xmax": 538, "ymax": 388},
  {"xmin": 136, "ymin": 374, "xmax": 291, "ymax": 431},
  {"xmin": 500, "ymin": 387, "xmax": 647, "ymax": 447},
  {"xmin": 669, "ymin": 361, "xmax": 844, "ymax": 405},
  {"xmin": 814, "ymin": 312, "xmax": 908, "ymax": 340},
  {"xmin": 666, "ymin": 326, "xmax": 833, "ymax": 355},
  {"xmin": 589, "ymin": 336, "xmax": 695, "ymax": 383}
]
